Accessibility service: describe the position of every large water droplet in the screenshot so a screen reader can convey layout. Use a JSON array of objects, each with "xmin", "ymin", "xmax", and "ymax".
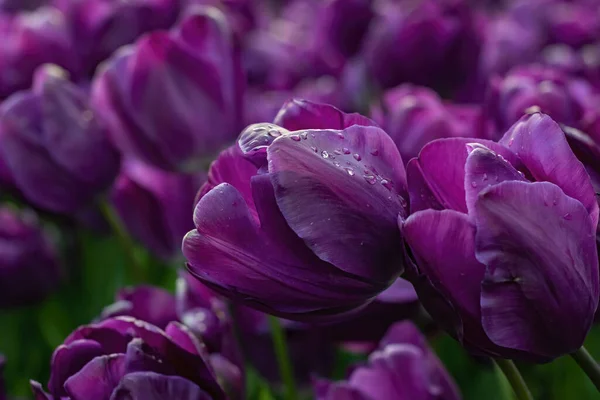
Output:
[
  {"xmin": 290, "ymin": 135, "xmax": 301, "ymax": 141},
  {"xmin": 353, "ymin": 153, "xmax": 362, "ymax": 161},
  {"xmin": 364, "ymin": 174, "xmax": 377, "ymax": 184},
  {"xmin": 269, "ymin": 129, "xmax": 282, "ymax": 137},
  {"xmin": 321, "ymin": 150, "xmax": 330, "ymax": 159}
]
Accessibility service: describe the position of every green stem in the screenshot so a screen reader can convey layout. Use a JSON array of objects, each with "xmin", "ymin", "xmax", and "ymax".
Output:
[
  {"xmin": 99, "ymin": 200, "xmax": 144, "ymax": 283},
  {"xmin": 494, "ymin": 358, "xmax": 534, "ymax": 400},
  {"xmin": 571, "ymin": 346, "xmax": 600, "ymax": 392},
  {"xmin": 268, "ymin": 316, "xmax": 297, "ymax": 400}
]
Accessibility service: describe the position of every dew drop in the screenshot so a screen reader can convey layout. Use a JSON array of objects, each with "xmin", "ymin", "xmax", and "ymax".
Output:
[
  {"xmin": 342, "ymin": 148, "xmax": 351, "ymax": 154},
  {"xmin": 471, "ymin": 181, "xmax": 478, "ymax": 188},
  {"xmin": 353, "ymin": 153, "xmax": 362, "ymax": 161},
  {"xmin": 300, "ymin": 131, "xmax": 308, "ymax": 140},
  {"xmin": 344, "ymin": 167, "xmax": 355, "ymax": 176},
  {"xmin": 399, "ymin": 197, "xmax": 408, "ymax": 208},
  {"xmin": 311, "ymin": 146, "xmax": 318, "ymax": 153},
  {"xmin": 381, "ymin": 179, "xmax": 394, "ymax": 190},
  {"xmin": 370, "ymin": 149, "xmax": 379, "ymax": 156},
  {"xmin": 333, "ymin": 161, "xmax": 341, "ymax": 167},
  {"xmin": 321, "ymin": 150, "xmax": 330, "ymax": 159},
  {"xmin": 290, "ymin": 135, "xmax": 301, "ymax": 141},
  {"xmin": 269, "ymin": 129, "xmax": 282, "ymax": 137},
  {"xmin": 364, "ymin": 174, "xmax": 377, "ymax": 184},
  {"xmin": 337, "ymin": 132, "xmax": 345, "ymax": 139},
  {"xmin": 482, "ymin": 173, "xmax": 488, "ymax": 181},
  {"xmin": 310, "ymin": 132, "xmax": 316, "ymax": 138},
  {"xmin": 334, "ymin": 149, "xmax": 343, "ymax": 155},
  {"xmin": 508, "ymin": 138, "xmax": 514, "ymax": 146},
  {"xmin": 564, "ymin": 213, "xmax": 572, "ymax": 220},
  {"xmin": 252, "ymin": 126, "xmax": 267, "ymax": 134}
]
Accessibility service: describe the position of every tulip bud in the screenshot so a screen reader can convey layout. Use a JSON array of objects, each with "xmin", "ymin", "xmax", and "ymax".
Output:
[
  {"xmin": 92, "ymin": 7, "xmax": 244, "ymax": 172},
  {"xmin": 0, "ymin": 64, "xmax": 120, "ymax": 213},
  {"xmin": 0, "ymin": 207, "xmax": 61, "ymax": 308}
]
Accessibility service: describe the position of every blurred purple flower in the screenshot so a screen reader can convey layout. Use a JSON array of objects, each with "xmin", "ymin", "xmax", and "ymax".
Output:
[
  {"xmin": 403, "ymin": 113, "xmax": 599, "ymax": 361},
  {"xmin": 181, "ymin": 0, "xmax": 261, "ymax": 38},
  {"xmin": 92, "ymin": 6, "xmax": 244, "ymax": 172},
  {"xmin": 362, "ymin": 0, "xmax": 480, "ymax": 94},
  {"xmin": 184, "ymin": 101, "xmax": 408, "ymax": 321},
  {"xmin": 111, "ymin": 159, "xmax": 205, "ymax": 260},
  {"xmin": 54, "ymin": 0, "xmax": 179, "ymax": 75},
  {"xmin": 31, "ymin": 317, "xmax": 226, "ymax": 399},
  {"xmin": 372, "ymin": 84, "xmax": 486, "ymax": 162},
  {"xmin": 315, "ymin": 321, "xmax": 461, "ymax": 400},
  {"xmin": 0, "ymin": 7, "xmax": 79, "ymax": 99},
  {"xmin": 0, "ymin": 0, "xmax": 48, "ymax": 12},
  {"xmin": 0, "ymin": 64, "xmax": 120, "ymax": 214},
  {"xmin": 0, "ymin": 207, "xmax": 60, "ymax": 309}
]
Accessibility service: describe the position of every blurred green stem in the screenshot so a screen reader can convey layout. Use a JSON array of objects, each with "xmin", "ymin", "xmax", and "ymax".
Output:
[
  {"xmin": 99, "ymin": 200, "xmax": 144, "ymax": 283},
  {"xmin": 494, "ymin": 358, "xmax": 533, "ymax": 400},
  {"xmin": 572, "ymin": 346, "xmax": 600, "ymax": 392},
  {"xmin": 268, "ymin": 316, "xmax": 297, "ymax": 400}
]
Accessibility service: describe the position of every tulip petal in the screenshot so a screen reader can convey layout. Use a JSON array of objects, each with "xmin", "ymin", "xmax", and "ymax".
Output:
[
  {"xmin": 48, "ymin": 340, "xmax": 104, "ymax": 396},
  {"xmin": 274, "ymin": 99, "xmax": 378, "ymax": 131},
  {"xmin": 475, "ymin": 181, "xmax": 599, "ymax": 359},
  {"xmin": 115, "ymin": 286, "xmax": 177, "ymax": 329},
  {"xmin": 402, "ymin": 209, "xmax": 500, "ymax": 353},
  {"xmin": 499, "ymin": 113, "xmax": 599, "ymax": 225},
  {"xmin": 268, "ymin": 126, "xmax": 406, "ymax": 282},
  {"xmin": 411, "ymin": 138, "xmax": 522, "ymax": 213},
  {"xmin": 63, "ymin": 354, "xmax": 125, "ymax": 400},
  {"xmin": 464, "ymin": 143, "xmax": 527, "ymax": 214},
  {"xmin": 109, "ymin": 372, "xmax": 212, "ymax": 400}
]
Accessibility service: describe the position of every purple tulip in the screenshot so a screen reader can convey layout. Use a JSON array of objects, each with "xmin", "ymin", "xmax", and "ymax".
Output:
[
  {"xmin": 0, "ymin": 7, "xmax": 79, "ymax": 99},
  {"xmin": 485, "ymin": 64, "xmax": 597, "ymax": 136},
  {"xmin": 92, "ymin": 6, "xmax": 244, "ymax": 172},
  {"xmin": 0, "ymin": 207, "xmax": 60, "ymax": 308},
  {"xmin": 183, "ymin": 100, "xmax": 408, "ymax": 321},
  {"xmin": 361, "ymin": 0, "xmax": 480, "ymax": 93},
  {"xmin": 111, "ymin": 159, "xmax": 205, "ymax": 260},
  {"xmin": 98, "ymin": 277, "xmax": 244, "ymax": 398},
  {"xmin": 372, "ymin": 84, "xmax": 486, "ymax": 162},
  {"xmin": 180, "ymin": 0, "xmax": 260, "ymax": 38},
  {"xmin": 315, "ymin": 321, "xmax": 461, "ymax": 400},
  {"xmin": 31, "ymin": 317, "xmax": 226, "ymax": 399},
  {"xmin": 0, "ymin": 65, "xmax": 120, "ymax": 214},
  {"xmin": 402, "ymin": 112, "xmax": 599, "ymax": 361},
  {"xmin": 54, "ymin": 0, "xmax": 179, "ymax": 75}
]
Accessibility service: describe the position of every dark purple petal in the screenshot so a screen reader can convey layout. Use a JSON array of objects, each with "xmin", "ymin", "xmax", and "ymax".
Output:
[
  {"xmin": 268, "ymin": 126, "xmax": 406, "ymax": 282},
  {"xmin": 273, "ymin": 99, "xmax": 378, "ymax": 132},
  {"xmin": 315, "ymin": 381, "xmax": 369, "ymax": 400},
  {"xmin": 464, "ymin": 143, "xmax": 527, "ymax": 214},
  {"xmin": 114, "ymin": 286, "xmax": 177, "ymax": 329},
  {"xmin": 407, "ymin": 138, "xmax": 521, "ymax": 213},
  {"xmin": 165, "ymin": 322, "xmax": 208, "ymax": 358},
  {"xmin": 110, "ymin": 372, "xmax": 212, "ymax": 400},
  {"xmin": 499, "ymin": 113, "xmax": 599, "ymax": 225},
  {"xmin": 31, "ymin": 381, "xmax": 60, "ymax": 400},
  {"xmin": 63, "ymin": 354, "xmax": 125, "ymax": 400},
  {"xmin": 48, "ymin": 340, "xmax": 105, "ymax": 396},
  {"xmin": 474, "ymin": 181, "xmax": 599, "ymax": 359}
]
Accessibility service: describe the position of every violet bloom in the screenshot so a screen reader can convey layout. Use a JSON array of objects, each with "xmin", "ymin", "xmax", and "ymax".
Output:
[
  {"xmin": 54, "ymin": 0, "xmax": 179, "ymax": 75},
  {"xmin": 372, "ymin": 84, "xmax": 485, "ymax": 162},
  {"xmin": 92, "ymin": 6, "xmax": 244, "ymax": 172},
  {"xmin": 0, "ymin": 7, "xmax": 79, "ymax": 99},
  {"xmin": 402, "ymin": 113, "xmax": 599, "ymax": 361},
  {"xmin": 485, "ymin": 64, "xmax": 595, "ymax": 136},
  {"xmin": 31, "ymin": 317, "xmax": 226, "ymax": 399},
  {"xmin": 111, "ymin": 159, "xmax": 205, "ymax": 260},
  {"xmin": 0, "ymin": 65, "xmax": 120, "ymax": 214},
  {"xmin": 183, "ymin": 100, "xmax": 408, "ymax": 321},
  {"xmin": 0, "ymin": 207, "xmax": 60, "ymax": 308},
  {"xmin": 361, "ymin": 0, "xmax": 480, "ymax": 93},
  {"xmin": 315, "ymin": 322, "xmax": 461, "ymax": 400},
  {"xmin": 98, "ymin": 278, "xmax": 244, "ymax": 398}
]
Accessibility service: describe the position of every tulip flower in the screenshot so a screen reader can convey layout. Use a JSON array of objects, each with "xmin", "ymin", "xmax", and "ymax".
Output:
[
  {"xmin": 183, "ymin": 101, "xmax": 408, "ymax": 320},
  {"xmin": 0, "ymin": 7, "xmax": 79, "ymax": 99},
  {"xmin": 0, "ymin": 207, "xmax": 61, "ymax": 308},
  {"xmin": 92, "ymin": 6, "xmax": 244, "ymax": 172},
  {"xmin": 315, "ymin": 321, "xmax": 461, "ymax": 400},
  {"xmin": 372, "ymin": 84, "xmax": 486, "ymax": 161},
  {"xmin": 0, "ymin": 64, "xmax": 120, "ymax": 214},
  {"xmin": 31, "ymin": 316, "xmax": 226, "ymax": 399},
  {"xmin": 361, "ymin": 0, "xmax": 480, "ymax": 93},
  {"xmin": 402, "ymin": 112, "xmax": 599, "ymax": 361},
  {"xmin": 111, "ymin": 159, "xmax": 205, "ymax": 260},
  {"xmin": 54, "ymin": 0, "xmax": 179, "ymax": 75}
]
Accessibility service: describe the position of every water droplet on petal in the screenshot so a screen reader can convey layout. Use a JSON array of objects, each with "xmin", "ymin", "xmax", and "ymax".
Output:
[
  {"xmin": 564, "ymin": 213, "xmax": 572, "ymax": 220},
  {"xmin": 321, "ymin": 150, "xmax": 330, "ymax": 159},
  {"xmin": 370, "ymin": 149, "xmax": 379, "ymax": 156},
  {"xmin": 381, "ymin": 179, "xmax": 394, "ymax": 190},
  {"xmin": 342, "ymin": 148, "xmax": 351, "ymax": 154},
  {"xmin": 334, "ymin": 149, "xmax": 343, "ymax": 155},
  {"xmin": 345, "ymin": 167, "xmax": 355, "ymax": 176},
  {"xmin": 333, "ymin": 161, "xmax": 341, "ymax": 167},
  {"xmin": 399, "ymin": 197, "xmax": 407, "ymax": 208},
  {"xmin": 353, "ymin": 153, "xmax": 362, "ymax": 161},
  {"xmin": 471, "ymin": 181, "xmax": 478, "ymax": 188},
  {"xmin": 310, "ymin": 132, "xmax": 316, "ymax": 138},
  {"xmin": 269, "ymin": 129, "xmax": 282, "ymax": 137},
  {"xmin": 364, "ymin": 174, "xmax": 377, "ymax": 184},
  {"xmin": 311, "ymin": 146, "xmax": 318, "ymax": 153},
  {"xmin": 300, "ymin": 131, "xmax": 308, "ymax": 140},
  {"xmin": 290, "ymin": 135, "xmax": 301, "ymax": 141},
  {"xmin": 508, "ymin": 138, "xmax": 514, "ymax": 146},
  {"xmin": 337, "ymin": 132, "xmax": 345, "ymax": 139}
]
